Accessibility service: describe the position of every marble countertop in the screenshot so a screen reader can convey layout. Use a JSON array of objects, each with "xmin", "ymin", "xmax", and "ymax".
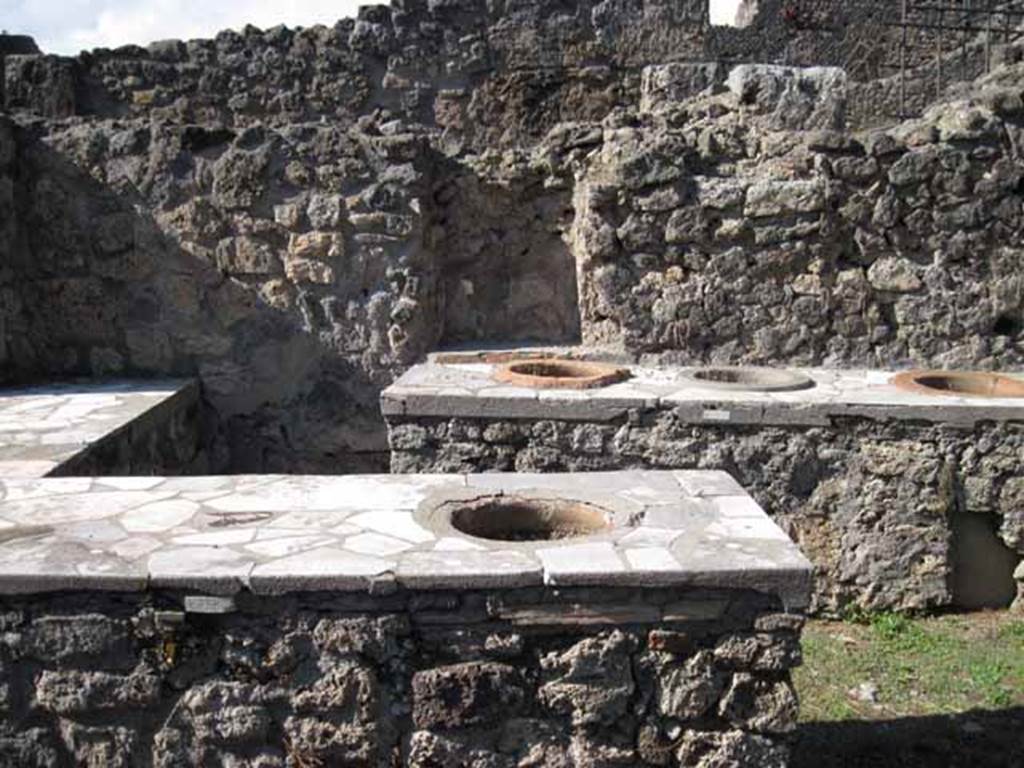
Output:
[
  {"xmin": 0, "ymin": 379, "xmax": 197, "ymax": 477},
  {"xmin": 0, "ymin": 471, "xmax": 812, "ymax": 605},
  {"xmin": 383, "ymin": 358, "xmax": 1024, "ymax": 426}
]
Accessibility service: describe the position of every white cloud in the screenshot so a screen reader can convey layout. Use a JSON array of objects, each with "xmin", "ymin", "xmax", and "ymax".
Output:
[{"xmin": 1, "ymin": 0, "xmax": 746, "ymax": 55}]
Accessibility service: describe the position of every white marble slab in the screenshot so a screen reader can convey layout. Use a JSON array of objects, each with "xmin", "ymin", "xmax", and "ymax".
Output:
[
  {"xmin": 0, "ymin": 379, "xmax": 196, "ymax": 477},
  {"xmin": 384, "ymin": 355, "xmax": 1024, "ymax": 426},
  {"xmin": 0, "ymin": 471, "xmax": 813, "ymax": 606}
]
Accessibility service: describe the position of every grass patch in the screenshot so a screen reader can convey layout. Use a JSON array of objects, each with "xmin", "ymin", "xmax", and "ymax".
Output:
[{"xmin": 795, "ymin": 611, "xmax": 1024, "ymax": 722}]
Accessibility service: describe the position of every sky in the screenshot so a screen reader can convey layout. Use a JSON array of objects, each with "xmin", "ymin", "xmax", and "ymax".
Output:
[{"xmin": 1, "ymin": 0, "xmax": 743, "ymax": 55}]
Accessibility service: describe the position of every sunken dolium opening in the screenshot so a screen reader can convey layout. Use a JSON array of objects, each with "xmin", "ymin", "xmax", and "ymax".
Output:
[
  {"xmin": 493, "ymin": 359, "xmax": 630, "ymax": 390},
  {"xmin": 891, "ymin": 370, "xmax": 1024, "ymax": 398},
  {"xmin": 450, "ymin": 496, "xmax": 611, "ymax": 542},
  {"xmin": 683, "ymin": 366, "xmax": 815, "ymax": 392}
]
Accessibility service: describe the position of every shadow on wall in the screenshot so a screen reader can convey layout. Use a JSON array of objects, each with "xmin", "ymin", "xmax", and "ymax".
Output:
[
  {"xmin": 432, "ymin": 167, "xmax": 581, "ymax": 347},
  {"xmin": 794, "ymin": 707, "xmax": 1024, "ymax": 768},
  {"xmin": 2, "ymin": 123, "xmax": 436, "ymax": 474}
]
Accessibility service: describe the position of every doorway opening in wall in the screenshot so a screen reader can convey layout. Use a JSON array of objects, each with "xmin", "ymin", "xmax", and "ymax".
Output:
[
  {"xmin": 951, "ymin": 507, "xmax": 1020, "ymax": 609},
  {"xmin": 710, "ymin": 0, "xmax": 757, "ymax": 28}
]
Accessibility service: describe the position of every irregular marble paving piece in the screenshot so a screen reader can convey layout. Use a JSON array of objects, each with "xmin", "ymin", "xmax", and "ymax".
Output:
[
  {"xmin": 624, "ymin": 547, "xmax": 680, "ymax": 571},
  {"xmin": 619, "ymin": 526, "xmax": 680, "ymax": 547},
  {"xmin": 148, "ymin": 547, "xmax": 254, "ymax": 580},
  {"xmin": 267, "ymin": 511, "xmax": 349, "ymax": 529},
  {"xmin": 96, "ymin": 477, "xmax": 165, "ymax": 491},
  {"xmin": 706, "ymin": 518, "xmax": 791, "ymax": 541},
  {"xmin": 172, "ymin": 529, "xmax": 256, "ymax": 547},
  {"xmin": 1, "ymin": 477, "xmax": 92, "ymax": 500},
  {"xmin": 2, "ymin": 491, "xmax": 177, "ymax": 526},
  {"xmin": 249, "ymin": 547, "xmax": 395, "ymax": 585},
  {"xmin": 109, "ymin": 536, "xmax": 164, "ymax": 560},
  {"xmin": 433, "ymin": 537, "xmax": 486, "ymax": 552},
  {"xmin": 245, "ymin": 535, "xmax": 337, "ymax": 559},
  {"xmin": 397, "ymin": 549, "xmax": 542, "ymax": 586},
  {"xmin": 536, "ymin": 542, "xmax": 625, "ymax": 575},
  {"xmin": 711, "ymin": 494, "xmax": 772, "ymax": 518},
  {"xmin": 63, "ymin": 519, "xmax": 127, "ymax": 543},
  {"xmin": 121, "ymin": 499, "xmax": 200, "ymax": 533},
  {"xmin": 344, "ymin": 532, "xmax": 415, "ymax": 558},
  {"xmin": 347, "ymin": 511, "xmax": 435, "ymax": 544}
]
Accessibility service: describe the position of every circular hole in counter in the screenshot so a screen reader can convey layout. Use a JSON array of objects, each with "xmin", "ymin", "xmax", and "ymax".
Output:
[
  {"xmin": 450, "ymin": 496, "xmax": 611, "ymax": 542},
  {"xmin": 493, "ymin": 359, "xmax": 631, "ymax": 390},
  {"xmin": 684, "ymin": 367, "xmax": 815, "ymax": 392},
  {"xmin": 891, "ymin": 370, "xmax": 1024, "ymax": 398}
]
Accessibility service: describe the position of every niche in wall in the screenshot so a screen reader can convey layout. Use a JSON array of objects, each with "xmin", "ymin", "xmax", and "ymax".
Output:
[{"xmin": 432, "ymin": 173, "xmax": 581, "ymax": 347}]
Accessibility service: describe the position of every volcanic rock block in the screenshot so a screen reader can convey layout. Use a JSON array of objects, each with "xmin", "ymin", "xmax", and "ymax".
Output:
[
  {"xmin": 412, "ymin": 662, "xmax": 525, "ymax": 729},
  {"xmin": 727, "ymin": 65, "xmax": 847, "ymax": 131},
  {"xmin": 640, "ymin": 62, "xmax": 726, "ymax": 112}
]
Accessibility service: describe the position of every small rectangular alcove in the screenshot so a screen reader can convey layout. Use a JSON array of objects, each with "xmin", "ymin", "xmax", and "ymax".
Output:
[{"xmin": 433, "ymin": 175, "xmax": 581, "ymax": 347}]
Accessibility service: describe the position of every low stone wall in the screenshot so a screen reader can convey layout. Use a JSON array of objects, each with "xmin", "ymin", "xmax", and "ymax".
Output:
[
  {"xmin": 0, "ymin": 380, "xmax": 205, "ymax": 478},
  {"xmin": 0, "ymin": 587, "xmax": 803, "ymax": 767},
  {"xmin": 383, "ymin": 363, "xmax": 1024, "ymax": 614},
  {"xmin": 50, "ymin": 382, "xmax": 206, "ymax": 477}
]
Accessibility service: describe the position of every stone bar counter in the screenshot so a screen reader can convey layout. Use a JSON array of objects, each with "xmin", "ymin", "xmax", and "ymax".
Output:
[
  {"xmin": 0, "ymin": 471, "xmax": 811, "ymax": 767},
  {"xmin": 382, "ymin": 354, "xmax": 1024, "ymax": 614},
  {"xmin": 0, "ymin": 379, "xmax": 202, "ymax": 478}
]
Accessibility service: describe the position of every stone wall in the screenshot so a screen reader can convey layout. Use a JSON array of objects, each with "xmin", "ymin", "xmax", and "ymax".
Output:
[
  {"xmin": 2, "ymin": 6, "xmax": 1024, "ymax": 471},
  {"xmin": 0, "ymin": 2, "xmax": 933, "ymax": 144},
  {"xmin": 1, "ymin": 118, "xmax": 439, "ymax": 472},
  {"xmin": 3, "ymin": 1, "xmax": 710, "ymax": 145},
  {"xmin": 0, "ymin": 117, "xmax": 17, "ymax": 377},
  {"xmin": 577, "ymin": 70, "xmax": 1024, "ymax": 369},
  {"xmin": 5, "ymin": 0, "xmax": 997, "ymax": 140},
  {"xmin": 0, "ymin": 587, "xmax": 803, "ymax": 767},
  {"xmin": 387, "ymin": 412, "xmax": 1024, "ymax": 614}
]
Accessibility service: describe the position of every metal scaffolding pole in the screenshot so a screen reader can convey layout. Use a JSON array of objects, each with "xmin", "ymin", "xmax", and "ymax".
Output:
[
  {"xmin": 901, "ymin": 0, "xmax": 909, "ymax": 118},
  {"xmin": 962, "ymin": 0, "xmax": 970, "ymax": 81},
  {"xmin": 986, "ymin": 0, "xmax": 993, "ymax": 72}
]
